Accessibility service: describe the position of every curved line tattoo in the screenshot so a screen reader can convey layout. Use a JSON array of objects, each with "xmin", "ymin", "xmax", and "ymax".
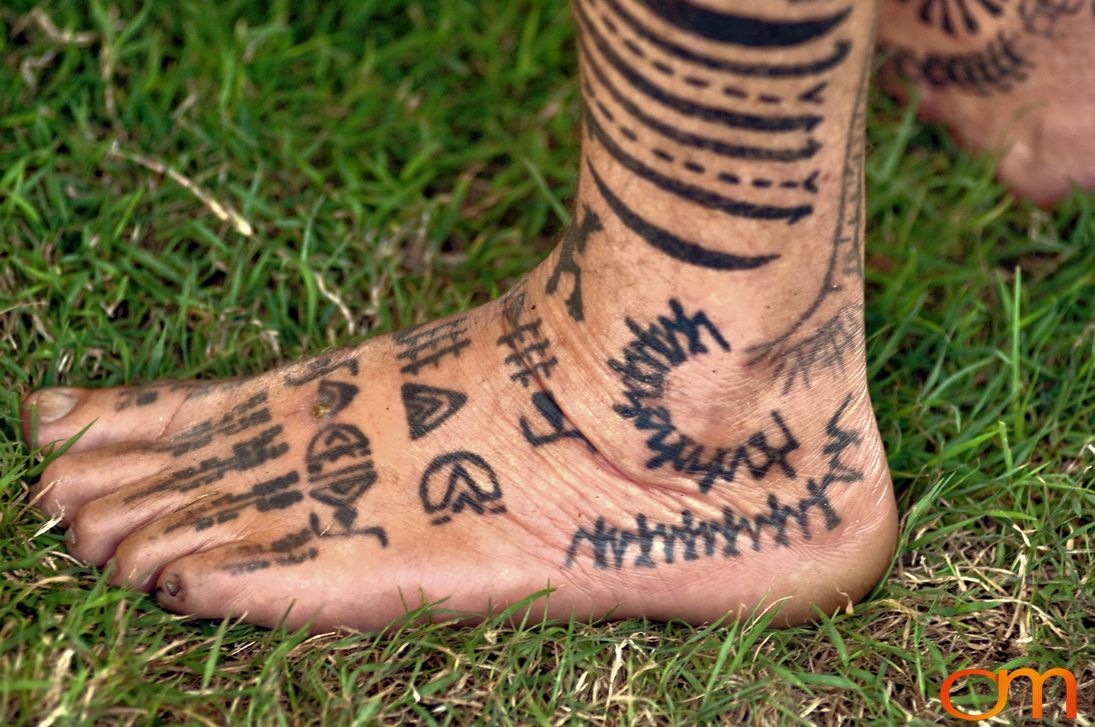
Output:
[
  {"xmin": 637, "ymin": 0, "xmax": 852, "ymax": 48},
  {"xmin": 588, "ymin": 161, "xmax": 780, "ymax": 270},
  {"xmin": 576, "ymin": 43, "xmax": 823, "ymax": 163},
  {"xmin": 584, "ymin": 105, "xmax": 814, "ymax": 224},
  {"xmin": 576, "ymin": 3, "xmax": 823, "ymax": 133},
  {"xmin": 595, "ymin": 0, "xmax": 853, "ymax": 78}
]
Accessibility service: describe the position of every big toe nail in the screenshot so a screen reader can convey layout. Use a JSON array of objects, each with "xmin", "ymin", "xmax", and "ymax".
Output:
[{"xmin": 31, "ymin": 390, "xmax": 77, "ymax": 424}]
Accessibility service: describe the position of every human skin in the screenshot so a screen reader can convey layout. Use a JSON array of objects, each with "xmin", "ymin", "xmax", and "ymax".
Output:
[{"xmin": 21, "ymin": 0, "xmax": 900, "ymax": 632}]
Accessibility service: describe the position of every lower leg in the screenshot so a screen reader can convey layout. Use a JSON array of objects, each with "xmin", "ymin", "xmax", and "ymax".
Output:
[{"xmin": 21, "ymin": 0, "xmax": 897, "ymax": 631}]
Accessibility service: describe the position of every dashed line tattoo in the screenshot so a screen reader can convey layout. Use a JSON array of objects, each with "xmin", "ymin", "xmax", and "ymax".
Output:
[{"xmin": 565, "ymin": 394, "xmax": 864, "ymax": 569}]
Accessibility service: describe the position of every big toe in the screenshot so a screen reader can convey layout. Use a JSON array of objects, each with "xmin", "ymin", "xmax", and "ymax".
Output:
[{"xmin": 22, "ymin": 382, "xmax": 223, "ymax": 453}]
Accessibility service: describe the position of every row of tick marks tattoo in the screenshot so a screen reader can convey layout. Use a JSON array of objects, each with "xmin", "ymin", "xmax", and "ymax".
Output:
[
  {"xmin": 764, "ymin": 304, "xmax": 865, "ymax": 394},
  {"xmin": 115, "ymin": 380, "xmax": 247, "ymax": 410},
  {"xmin": 154, "ymin": 391, "xmax": 271, "ymax": 457},
  {"xmin": 500, "ymin": 291, "xmax": 594, "ymax": 451},
  {"xmin": 747, "ymin": 55, "xmax": 868, "ymax": 387},
  {"xmin": 221, "ymin": 513, "xmax": 389, "ymax": 575},
  {"xmin": 901, "ymin": 0, "xmax": 1010, "ymax": 36},
  {"xmin": 394, "ymin": 317, "xmax": 471, "ymax": 440},
  {"xmin": 889, "ymin": 30, "xmax": 1034, "ymax": 95},
  {"xmin": 283, "ymin": 355, "xmax": 360, "ymax": 387},
  {"xmin": 574, "ymin": 0, "xmax": 853, "ymax": 251},
  {"xmin": 565, "ymin": 394, "xmax": 864, "ymax": 569},
  {"xmin": 419, "ymin": 451, "xmax": 506, "ymax": 525},
  {"xmin": 545, "ymin": 204, "xmax": 603, "ymax": 323},
  {"xmin": 609, "ymin": 299, "xmax": 798, "ymax": 492},
  {"xmin": 114, "ymin": 386, "xmax": 160, "ymax": 410}
]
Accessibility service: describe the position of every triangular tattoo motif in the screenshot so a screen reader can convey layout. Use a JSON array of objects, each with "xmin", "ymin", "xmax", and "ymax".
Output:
[{"xmin": 401, "ymin": 382, "xmax": 468, "ymax": 440}]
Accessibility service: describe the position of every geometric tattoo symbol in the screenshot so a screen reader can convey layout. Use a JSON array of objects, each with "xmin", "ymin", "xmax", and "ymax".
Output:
[
  {"xmin": 520, "ymin": 391, "xmax": 594, "ymax": 450},
  {"xmin": 315, "ymin": 379, "xmax": 359, "ymax": 418},
  {"xmin": 401, "ymin": 382, "xmax": 468, "ymax": 440},
  {"xmin": 284, "ymin": 355, "xmax": 360, "ymax": 387},
  {"xmin": 545, "ymin": 204, "xmax": 603, "ymax": 323},
  {"xmin": 418, "ymin": 451, "xmax": 505, "ymax": 526},
  {"xmin": 305, "ymin": 423, "xmax": 378, "ymax": 530}
]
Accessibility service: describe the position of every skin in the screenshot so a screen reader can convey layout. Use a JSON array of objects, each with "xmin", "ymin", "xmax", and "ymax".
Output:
[
  {"xmin": 19, "ymin": 0, "xmax": 908, "ymax": 632},
  {"xmin": 878, "ymin": 0, "xmax": 1095, "ymax": 205}
]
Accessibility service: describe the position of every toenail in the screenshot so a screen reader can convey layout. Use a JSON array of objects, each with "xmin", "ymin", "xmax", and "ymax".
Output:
[
  {"xmin": 65, "ymin": 528, "xmax": 77, "ymax": 547},
  {"xmin": 35, "ymin": 390, "xmax": 76, "ymax": 424},
  {"xmin": 161, "ymin": 574, "xmax": 181, "ymax": 598}
]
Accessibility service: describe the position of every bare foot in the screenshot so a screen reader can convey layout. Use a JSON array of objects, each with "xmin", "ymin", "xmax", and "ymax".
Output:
[
  {"xmin": 21, "ymin": 0, "xmax": 898, "ymax": 632},
  {"xmin": 879, "ymin": 0, "xmax": 1095, "ymax": 205}
]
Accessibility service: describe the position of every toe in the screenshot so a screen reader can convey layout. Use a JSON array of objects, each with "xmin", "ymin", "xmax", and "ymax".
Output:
[
  {"xmin": 107, "ymin": 508, "xmax": 259, "ymax": 592},
  {"xmin": 21, "ymin": 380, "xmax": 235, "ymax": 453},
  {"xmin": 35, "ymin": 443, "xmax": 170, "ymax": 523},
  {"xmin": 153, "ymin": 542, "xmax": 334, "ymax": 631}
]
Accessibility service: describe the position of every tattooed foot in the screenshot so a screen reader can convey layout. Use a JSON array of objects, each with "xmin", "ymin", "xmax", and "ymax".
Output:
[
  {"xmin": 879, "ymin": 0, "xmax": 1095, "ymax": 205},
  {"xmin": 21, "ymin": 0, "xmax": 897, "ymax": 631}
]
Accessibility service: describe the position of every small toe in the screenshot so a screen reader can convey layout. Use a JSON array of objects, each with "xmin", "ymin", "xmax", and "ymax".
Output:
[{"xmin": 35, "ymin": 443, "xmax": 171, "ymax": 523}]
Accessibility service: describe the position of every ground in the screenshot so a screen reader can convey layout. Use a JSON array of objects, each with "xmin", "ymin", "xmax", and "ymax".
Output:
[{"xmin": 1, "ymin": 1, "xmax": 1093, "ymax": 723}]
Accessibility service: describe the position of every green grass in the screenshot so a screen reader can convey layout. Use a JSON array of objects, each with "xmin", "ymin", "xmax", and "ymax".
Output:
[{"xmin": 1, "ymin": 1, "xmax": 1093, "ymax": 723}]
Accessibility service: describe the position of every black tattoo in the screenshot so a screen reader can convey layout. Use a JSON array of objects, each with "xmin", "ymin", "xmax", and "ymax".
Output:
[
  {"xmin": 545, "ymin": 204, "xmax": 603, "ymax": 322},
  {"xmin": 165, "ymin": 471, "xmax": 304, "ymax": 533},
  {"xmin": 283, "ymin": 356, "xmax": 360, "ymax": 386},
  {"xmin": 314, "ymin": 379, "xmax": 359, "ymax": 419},
  {"xmin": 128, "ymin": 425, "xmax": 290, "ymax": 501},
  {"xmin": 419, "ymin": 451, "xmax": 506, "ymax": 525},
  {"xmin": 595, "ymin": 0, "xmax": 853, "ymax": 78},
  {"xmin": 401, "ymin": 382, "xmax": 468, "ymax": 440},
  {"xmin": 114, "ymin": 386, "xmax": 159, "ymax": 410},
  {"xmin": 565, "ymin": 394, "xmax": 864, "ymax": 569},
  {"xmin": 497, "ymin": 307, "xmax": 558, "ymax": 387},
  {"xmin": 747, "ymin": 57, "xmax": 868, "ymax": 363},
  {"xmin": 155, "ymin": 392, "xmax": 271, "ymax": 457},
  {"xmin": 394, "ymin": 318, "xmax": 471, "ymax": 376},
  {"xmin": 890, "ymin": 31, "xmax": 1034, "ymax": 95},
  {"xmin": 608, "ymin": 299, "xmax": 799, "ymax": 492},
  {"xmin": 901, "ymin": 0, "xmax": 1010, "ymax": 35},
  {"xmin": 1019, "ymin": 0, "xmax": 1084, "ymax": 37},
  {"xmin": 220, "ymin": 516, "xmax": 388, "ymax": 575},
  {"xmin": 636, "ymin": 1, "xmax": 851, "ymax": 48},
  {"xmin": 520, "ymin": 391, "xmax": 594, "ymax": 450},
  {"xmin": 588, "ymin": 161, "xmax": 781, "ymax": 270},
  {"xmin": 305, "ymin": 424, "xmax": 378, "ymax": 530},
  {"xmin": 762, "ymin": 304, "xmax": 865, "ymax": 394}
]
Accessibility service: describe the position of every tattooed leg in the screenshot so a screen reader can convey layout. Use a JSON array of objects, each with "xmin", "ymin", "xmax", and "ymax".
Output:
[
  {"xmin": 878, "ymin": 0, "xmax": 1095, "ymax": 205},
  {"xmin": 21, "ymin": 0, "xmax": 896, "ymax": 632}
]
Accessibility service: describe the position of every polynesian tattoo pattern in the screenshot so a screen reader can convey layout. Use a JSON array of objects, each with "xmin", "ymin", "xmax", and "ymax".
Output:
[
  {"xmin": 890, "ymin": 0, "xmax": 1089, "ymax": 94},
  {"xmin": 609, "ymin": 299, "xmax": 799, "ymax": 493},
  {"xmin": 575, "ymin": 0, "xmax": 857, "ymax": 272},
  {"xmin": 394, "ymin": 317, "xmax": 470, "ymax": 441},
  {"xmin": 747, "ymin": 57, "xmax": 868, "ymax": 392},
  {"xmin": 566, "ymin": 393, "xmax": 864, "ymax": 569}
]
